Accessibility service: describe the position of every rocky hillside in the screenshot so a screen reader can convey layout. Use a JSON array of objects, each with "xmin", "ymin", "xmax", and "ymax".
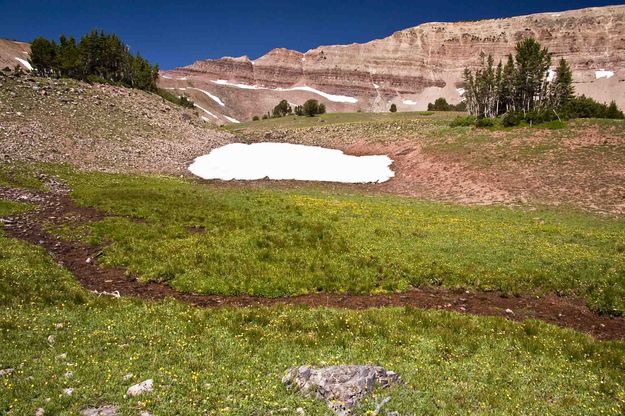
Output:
[
  {"xmin": 161, "ymin": 5, "xmax": 625, "ymax": 122},
  {"xmin": 0, "ymin": 38, "xmax": 31, "ymax": 71},
  {"xmin": 0, "ymin": 70, "xmax": 232, "ymax": 174}
]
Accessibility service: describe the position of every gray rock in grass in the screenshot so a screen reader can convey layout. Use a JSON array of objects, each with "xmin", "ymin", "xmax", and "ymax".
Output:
[
  {"xmin": 80, "ymin": 405, "xmax": 119, "ymax": 416},
  {"xmin": 283, "ymin": 365, "xmax": 401, "ymax": 415}
]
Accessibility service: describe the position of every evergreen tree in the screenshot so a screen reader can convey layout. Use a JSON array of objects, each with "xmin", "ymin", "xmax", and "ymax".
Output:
[
  {"xmin": 303, "ymin": 99, "xmax": 320, "ymax": 116},
  {"xmin": 500, "ymin": 54, "xmax": 516, "ymax": 112},
  {"xmin": 56, "ymin": 35, "xmax": 80, "ymax": 78},
  {"xmin": 30, "ymin": 37, "xmax": 57, "ymax": 76},
  {"xmin": 551, "ymin": 58, "xmax": 574, "ymax": 107},
  {"xmin": 389, "ymin": 103, "xmax": 397, "ymax": 112},
  {"xmin": 513, "ymin": 38, "xmax": 551, "ymax": 113},
  {"xmin": 318, "ymin": 103, "xmax": 326, "ymax": 114},
  {"xmin": 272, "ymin": 100, "xmax": 291, "ymax": 118}
]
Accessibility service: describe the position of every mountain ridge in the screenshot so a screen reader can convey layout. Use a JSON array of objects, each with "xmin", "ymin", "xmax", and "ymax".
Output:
[{"xmin": 161, "ymin": 4, "xmax": 625, "ymax": 122}]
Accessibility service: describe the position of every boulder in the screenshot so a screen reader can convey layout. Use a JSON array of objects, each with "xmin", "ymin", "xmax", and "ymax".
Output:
[{"xmin": 283, "ymin": 365, "xmax": 401, "ymax": 415}]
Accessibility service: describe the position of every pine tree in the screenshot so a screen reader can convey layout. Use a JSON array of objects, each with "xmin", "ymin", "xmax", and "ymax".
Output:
[
  {"xmin": 56, "ymin": 35, "xmax": 80, "ymax": 78},
  {"xmin": 389, "ymin": 103, "xmax": 397, "ymax": 112},
  {"xmin": 30, "ymin": 37, "xmax": 57, "ymax": 76},
  {"xmin": 500, "ymin": 54, "xmax": 516, "ymax": 112},
  {"xmin": 272, "ymin": 100, "xmax": 291, "ymax": 117},
  {"xmin": 513, "ymin": 38, "xmax": 551, "ymax": 113},
  {"xmin": 551, "ymin": 58, "xmax": 574, "ymax": 107}
]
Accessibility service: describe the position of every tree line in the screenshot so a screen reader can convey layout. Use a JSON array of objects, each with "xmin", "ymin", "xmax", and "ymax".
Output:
[
  {"xmin": 253, "ymin": 99, "xmax": 326, "ymax": 120},
  {"xmin": 459, "ymin": 38, "xmax": 623, "ymax": 126},
  {"xmin": 29, "ymin": 30, "xmax": 159, "ymax": 92}
]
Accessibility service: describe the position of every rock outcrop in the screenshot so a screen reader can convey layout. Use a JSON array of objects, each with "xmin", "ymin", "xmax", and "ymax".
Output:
[
  {"xmin": 283, "ymin": 365, "xmax": 401, "ymax": 415},
  {"xmin": 161, "ymin": 5, "xmax": 625, "ymax": 122}
]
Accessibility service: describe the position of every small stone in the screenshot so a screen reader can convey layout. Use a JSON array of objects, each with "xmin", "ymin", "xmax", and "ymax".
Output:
[
  {"xmin": 86, "ymin": 257, "xmax": 92, "ymax": 264},
  {"xmin": 47, "ymin": 335, "xmax": 55, "ymax": 344},
  {"xmin": 139, "ymin": 412, "xmax": 152, "ymax": 416},
  {"xmin": 63, "ymin": 388, "xmax": 73, "ymax": 396},
  {"xmin": 296, "ymin": 408, "xmax": 305, "ymax": 415},
  {"xmin": 80, "ymin": 405, "xmax": 118, "ymax": 416},
  {"xmin": 35, "ymin": 408, "xmax": 45, "ymax": 416},
  {"xmin": 0, "ymin": 368, "xmax": 13, "ymax": 377},
  {"xmin": 122, "ymin": 373, "xmax": 133, "ymax": 381},
  {"xmin": 127, "ymin": 379, "xmax": 153, "ymax": 397},
  {"xmin": 54, "ymin": 323, "xmax": 64, "ymax": 329},
  {"xmin": 64, "ymin": 371, "xmax": 73, "ymax": 379},
  {"xmin": 504, "ymin": 308, "xmax": 514, "ymax": 315}
]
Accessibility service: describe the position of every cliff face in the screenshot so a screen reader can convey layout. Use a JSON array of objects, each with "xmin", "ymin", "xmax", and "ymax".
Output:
[{"xmin": 161, "ymin": 5, "xmax": 625, "ymax": 123}]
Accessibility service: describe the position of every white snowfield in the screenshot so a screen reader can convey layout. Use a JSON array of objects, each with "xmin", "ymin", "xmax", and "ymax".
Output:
[
  {"xmin": 14, "ymin": 57, "xmax": 32, "ymax": 71},
  {"xmin": 211, "ymin": 80, "xmax": 359, "ymax": 103},
  {"xmin": 402, "ymin": 99, "xmax": 417, "ymax": 105},
  {"xmin": 195, "ymin": 104, "xmax": 218, "ymax": 119},
  {"xmin": 189, "ymin": 88, "xmax": 226, "ymax": 106},
  {"xmin": 223, "ymin": 115, "xmax": 240, "ymax": 124},
  {"xmin": 595, "ymin": 69, "xmax": 615, "ymax": 79},
  {"xmin": 188, "ymin": 143, "xmax": 395, "ymax": 183}
]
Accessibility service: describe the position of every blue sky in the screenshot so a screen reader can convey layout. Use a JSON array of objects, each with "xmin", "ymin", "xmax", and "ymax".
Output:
[{"xmin": 0, "ymin": 0, "xmax": 622, "ymax": 69}]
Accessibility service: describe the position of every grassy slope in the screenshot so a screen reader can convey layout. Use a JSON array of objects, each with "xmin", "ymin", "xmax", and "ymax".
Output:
[
  {"xmin": 1, "ymin": 201, "xmax": 624, "ymax": 415},
  {"xmin": 56, "ymin": 170, "xmax": 625, "ymax": 314}
]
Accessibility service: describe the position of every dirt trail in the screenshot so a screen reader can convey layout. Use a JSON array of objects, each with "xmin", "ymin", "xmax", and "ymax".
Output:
[{"xmin": 1, "ymin": 183, "xmax": 624, "ymax": 341}]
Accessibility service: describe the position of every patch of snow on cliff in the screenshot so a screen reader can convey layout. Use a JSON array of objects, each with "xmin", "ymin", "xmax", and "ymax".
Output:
[
  {"xmin": 595, "ymin": 69, "xmax": 614, "ymax": 79},
  {"xmin": 211, "ymin": 80, "xmax": 358, "ymax": 103},
  {"xmin": 178, "ymin": 77, "xmax": 188, "ymax": 80},
  {"xmin": 224, "ymin": 115, "xmax": 240, "ymax": 123},
  {"xmin": 456, "ymin": 88, "xmax": 465, "ymax": 96},
  {"xmin": 373, "ymin": 83, "xmax": 380, "ymax": 89},
  {"xmin": 195, "ymin": 104, "xmax": 218, "ymax": 119},
  {"xmin": 14, "ymin": 57, "xmax": 32, "ymax": 71},
  {"xmin": 213, "ymin": 80, "xmax": 261, "ymax": 90},
  {"xmin": 283, "ymin": 86, "xmax": 358, "ymax": 103},
  {"xmin": 546, "ymin": 69, "xmax": 556, "ymax": 82},
  {"xmin": 161, "ymin": 75, "xmax": 173, "ymax": 79},
  {"xmin": 190, "ymin": 88, "xmax": 226, "ymax": 106},
  {"xmin": 188, "ymin": 143, "xmax": 395, "ymax": 183},
  {"xmin": 402, "ymin": 100, "xmax": 417, "ymax": 105}
]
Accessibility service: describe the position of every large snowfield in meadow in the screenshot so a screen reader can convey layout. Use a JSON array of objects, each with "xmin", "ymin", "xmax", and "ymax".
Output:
[{"xmin": 188, "ymin": 143, "xmax": 395, "ymax": 183}]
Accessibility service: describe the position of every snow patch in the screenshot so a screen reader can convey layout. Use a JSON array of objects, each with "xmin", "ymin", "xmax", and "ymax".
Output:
[
  {"xmin": 282, "ymin": 86, "xmax": 358, "ymax": 103},
  {"xmin": 595, "ymin": 69, "xmax": 615, "ymax": 79},
  {"xmin": 402, "ymin": 100, "xmax": 417, "ymax": 105},
  {"xmin": 373, "ymin": 83, "xmax": 380, "ymax": 89},
  {"xmin": 223, "ymin": 115, "xmax": 240, "ymax": 124},
  {"xmin": 189, "ymin": 88, "xmax": 225, "ymax": 106},
  {"xmin": 160, "ymin": 75, "xmax": 173, "ymax": 79},
  {"xmin": 213, "ymin": 79, "xmax": 261, "ymax": 90},
  {"xmin": 189, "ymin": 143, "xmax": 395, "ymax": 183},
  {"xmin": 14, "ymin": 57, "xmax": 32, "ymax": 71},
  {"xmin": 178, "ymin": 77, "xmax": 188, "ymax": 80},
  {"xmin": 456, "ymin": 88, "xmax": 466, "ymax": 96},
  {"xmin": 211, "ymin": 80, "xmax": 359, "ymax": 103},
  {"xmin": 195, "ymin": 104, "xmax": 218, "ymax": 119},
  {"xmin": 546, "ymin": 69, "xmax": 556, "ymax": 82}
]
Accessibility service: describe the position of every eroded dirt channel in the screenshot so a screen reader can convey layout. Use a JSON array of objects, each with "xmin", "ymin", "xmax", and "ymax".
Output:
[{"xmin": 1, "ymin": 184, "xmax": 623, "ymax": 341}]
